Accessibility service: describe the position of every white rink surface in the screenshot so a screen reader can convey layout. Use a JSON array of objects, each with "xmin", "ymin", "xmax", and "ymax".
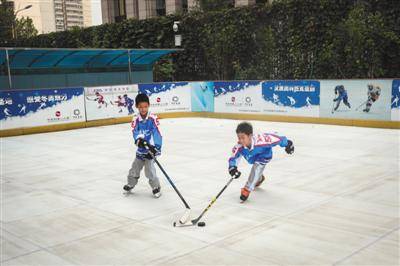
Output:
[{"xmin": 1, "ymin": 117, "xmax": 399, "ymax": 266}]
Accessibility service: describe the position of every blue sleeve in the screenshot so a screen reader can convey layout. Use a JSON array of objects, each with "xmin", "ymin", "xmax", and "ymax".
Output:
[
  {"xmin": 267, "ymin": 133, "xmax": 288, "ymax": 148},
  {"xmin": 151, "ymin": 118, "xmax": 162, "ymax": 151},
  {"xmin": 228, "ymin": 145, "xmax": 242, "ymax": 168},
  {"xmin": 278, "ymin": 135, "xmax": 288, "ymax": 147}
]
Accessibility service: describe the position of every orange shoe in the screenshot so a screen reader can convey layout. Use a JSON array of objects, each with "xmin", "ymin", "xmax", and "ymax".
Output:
[
  {"xmin": 256, "ymin": 175, "xmax": 266, "ymax": 187},
  {"xmin": 240, "ymin": 187, "xmax": 250, "ymax": 202}
]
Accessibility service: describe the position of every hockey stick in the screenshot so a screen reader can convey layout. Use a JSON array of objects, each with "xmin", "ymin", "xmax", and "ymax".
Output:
[
  {"xmin": 176, "ymin": 174, "xmax": 238, "ymax": 227},
  {"xmin": 144, "ymin": 143, "xmax": 191, "ymax": 224},
  {"xmin": 355, "ymin": 100, "xmax": 368, "ymax": 111}
]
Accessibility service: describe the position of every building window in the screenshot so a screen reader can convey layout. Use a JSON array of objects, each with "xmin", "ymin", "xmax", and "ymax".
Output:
[
  {"xmin": 182, "ymin": 0, "xmax": 188, "ymax": 12},
  {"xmin": 156, "ymin": 0, "xmax": 166, "ymax": 16},
  {"xmin": 114, "ymin": 0, "xmax": 126, "ymax": 22},
  {"xmin": 118, "ymin": 0, "xmax": 126, "ymax": 16}
]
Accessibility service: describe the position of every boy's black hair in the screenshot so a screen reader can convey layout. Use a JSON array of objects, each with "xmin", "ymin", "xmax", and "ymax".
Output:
[
  {"xmin": 236, "ymin": 122, "xmax": 253, "ymax": 135},
  {"xmin": 135, "ymin": 93, "xmax": 149, "ymax": 107}
]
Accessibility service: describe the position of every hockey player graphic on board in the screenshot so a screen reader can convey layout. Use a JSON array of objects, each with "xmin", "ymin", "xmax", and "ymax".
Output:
[
  {"xmin": 19, "ymin": 104, "xmax": 26, "ymax": 114},
  {"xmin": 123, "ymin": 94, "xmax": 135, "ymax": 115},
  {"xmin": 3, "ymin": 107, "xmax": 11, "ymax": 117},
  {"xmin": 111, "ymin": 95, "xmax": 125, "ymax": 113},
  {"xmin": 306, "ymin": 96, "xmax": 312, "ymax": 107},
  {"xmin": 363, "ymin": 84, "xmax": 381, "ymax": 113},
  {"xmin": 287, "ymin": 96, "xmax": 296, "ymax": 106},
  {"xmin": 333, "ymin": 85, "xmax": 351, "ymax": 112},
  {"xmin": 87, "ymin": 91, "xmax": 108, "ymax": 109}
]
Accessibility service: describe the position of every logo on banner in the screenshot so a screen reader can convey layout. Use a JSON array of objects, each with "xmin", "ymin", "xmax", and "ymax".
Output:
[
  {"xmin": 244, "ymin": 96, "xmax": 253, "ymax": 107},
  {"xmin": 171, "ymin": 96, "xmax": 181, "ymax": 105},
  {"xmin": 73, "ymin": 109, "xmax": 83, "ymax": 119},
  {"xmin": 48, "ymin": 110, "xmax": 70, "ymax": 123},
  {"xmin": 152, "ymin": 96, "xmax": 167, "ymax": 107},
  {"xmin": 226, "ymin": 96, "xmax": 242, "ymax": 107}
]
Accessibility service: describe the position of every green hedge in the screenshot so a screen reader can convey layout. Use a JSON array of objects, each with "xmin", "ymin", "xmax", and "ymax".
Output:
[{"xmin": 9, "ymin": 0, "xmax": 400, "ymax": 81}]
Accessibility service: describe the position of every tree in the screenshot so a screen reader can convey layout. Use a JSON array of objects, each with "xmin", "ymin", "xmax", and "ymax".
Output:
[
  {"xmin": 0, "ymin": 0, "xmax": 15, "ymax": 44},
  {"xmin": 15, "ymin": 16, "xmax": 37, "ymax": 39}
]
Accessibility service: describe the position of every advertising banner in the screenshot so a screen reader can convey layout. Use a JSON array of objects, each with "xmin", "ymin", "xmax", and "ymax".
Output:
[
  {"xmin": 261, "ymin": 80, "xmax": 320, "ymax": 117},
  {"xmin": 138, "ymin": 82, "xmax": 191, "ymax": 113},
  {"xmin": 214, "ymin": 81, "xmax": 263, "ymax": 113},
  {"xmin": 85, "ymin": 84, "xmax": 138, "ymax": 121},
  {"xmin": 320, "ymin": 80, "xmax": 391, "ymax": 120},
  {"xmin": 0, "ymin": 87, "xmax": 85, "ymax": 130}
]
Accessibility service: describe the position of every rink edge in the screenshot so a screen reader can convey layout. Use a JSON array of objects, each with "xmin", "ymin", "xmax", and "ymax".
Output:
[{"xmin": 1, "ymin": 112, "xmax": 399, "ymax": 137}]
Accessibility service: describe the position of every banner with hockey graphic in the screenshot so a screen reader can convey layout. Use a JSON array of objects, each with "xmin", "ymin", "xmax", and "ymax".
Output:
[
  {"xmin": 261, "ymin": 80, "xmax": 320, "ymax": 117},
  {"xmin": 139, "ymin": 82, "xmax": 191, "ymax": 113},
  {"xmin": 191, "ymin": 81, "xmax": 214, "ymax": 112},
  {"xmin": 391, "ymin": 79, "xmax": 400, "ymax": 121},
  {"xmin": 214, "ymin": 81, "xmax": 263, "ymax": 113},
  {"xmin": 0, "ymin": 87, "xmax": 85, "ymax": 130},
  {"xmin": 85, "ymin": 84, "xmax": 138, "ymax": 121},
  {"xmin": 319, "ymin": 80, "xmax": 391, "ymax": 120}
]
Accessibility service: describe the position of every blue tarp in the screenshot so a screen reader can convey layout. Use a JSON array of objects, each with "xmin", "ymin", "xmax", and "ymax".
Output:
[{"xmin": 0, "ymin": 48, "xmax": 178, "ymax": 70}]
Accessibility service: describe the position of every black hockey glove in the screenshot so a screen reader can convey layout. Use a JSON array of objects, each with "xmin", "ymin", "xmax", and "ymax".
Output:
[
  {"xmin": 285, "ymin": 140, "xmax": 294, "ymax": 154},
  {"xmin": 135, "ymin": 138, "xmax": 146, "ymax": 148},
  {"xmin": 144, "ymin": 143, "xmax": 160, "ymax": 157},
  {"xmin": 229, "ymin": 166, "xmax": 241, "ymax": 179}
]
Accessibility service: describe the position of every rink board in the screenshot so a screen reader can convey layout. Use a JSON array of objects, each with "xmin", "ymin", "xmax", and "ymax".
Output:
[{"xmin": 1, "ymin": 79, "xmax": 399, "ymax": 136}]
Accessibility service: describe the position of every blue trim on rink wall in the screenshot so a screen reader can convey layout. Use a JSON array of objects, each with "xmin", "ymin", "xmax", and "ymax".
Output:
[{"xmin": 0, "ymin": 80, "xmax": 397, "ymax": 131}]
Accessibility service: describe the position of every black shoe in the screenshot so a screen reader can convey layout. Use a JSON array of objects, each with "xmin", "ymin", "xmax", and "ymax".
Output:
[
  {"xmin": 240, "ymin": 194, "xmax": 248, "ymax": 202},
  {"xmin": 123, "ymin": 184, "xmax": 133, "ymax": 192},
  {"xmin": 152, "ymin": 187, "xmax": 161, "ymax": 198}
]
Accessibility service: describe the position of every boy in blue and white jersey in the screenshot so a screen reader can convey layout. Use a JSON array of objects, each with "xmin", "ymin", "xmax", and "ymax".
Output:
[
  {"xmin": 123, "ymin": 93, "xmax": 162, "ymax": 198},
  {"xmin": 228, "ymin": 122, "xmax": 294, "ymax": 202}
]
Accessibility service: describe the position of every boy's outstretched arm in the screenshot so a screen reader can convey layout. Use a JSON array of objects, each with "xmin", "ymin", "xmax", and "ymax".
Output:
[
  {"xmin": 263, "ymin": 133, "xmax": 294, "ymax": 154},
  {"xmin": 228, "ymin": 145, "xmax": 242, "ymax": 179}
]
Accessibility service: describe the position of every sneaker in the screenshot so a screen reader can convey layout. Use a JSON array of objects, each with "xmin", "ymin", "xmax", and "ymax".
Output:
[
  {"xmin": 240, "ymin": 187, "xmax": 250, "ymax": 202},
  {"xmin": 123, "ymin": 184, "xmax": 133, "ymax": 192},
  {"xmin": 255, "ymin": 175, "xmax": 266, "ymax": 188},
  {"xmin": 152, "ymin": 187, "xmax": 161, "ymax": 198}
]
